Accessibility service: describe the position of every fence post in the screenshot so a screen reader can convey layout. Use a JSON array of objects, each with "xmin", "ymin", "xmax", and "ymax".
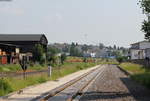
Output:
[{"xmin": 48, "ymin": 65, "xmax": 52, "ymax": 77}]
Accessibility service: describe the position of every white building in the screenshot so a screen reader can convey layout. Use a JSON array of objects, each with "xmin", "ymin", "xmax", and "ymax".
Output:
[
  {"xmin": 90, "ymin": 52, "xmax": 96, "ymax": 58},
  {"xmin": 130, "ymin": 41, "xmax": 150, "ymax": 60},
  {"xmin": 130, "ymin": 49, "xmax": 145, "ymax": 59}
]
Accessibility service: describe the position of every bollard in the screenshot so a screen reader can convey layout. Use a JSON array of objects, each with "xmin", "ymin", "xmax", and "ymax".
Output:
[{"xmin": 48, "ymin": 65, "xmax": 52, "ymax": 77}]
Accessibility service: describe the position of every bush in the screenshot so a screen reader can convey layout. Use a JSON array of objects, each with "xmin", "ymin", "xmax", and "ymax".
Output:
[
  {"xmin": 29, "ymin": 61, "xmax": 34, "ymax": 67},
  {"xmin": 116, "ymin": 56, "xmax": 127, "ymax": 64},
  {"xmin": 131, "ymin": 73, "xmax": 150, "ymax": 89},
  {"xmin": 83, "ymin": 58, "xmax": 87, "ymax": 62},
  {"xmin": 0, "ymin": 79, "xmax": 13, "ymax": 96},
  {"xmin": 37, "ymin": 77, "xmax": 47, "ymax": 83},
  {"xmin": 32, "ymin": 44, "xmax": 45, "ymax": 64},
  {"xmin": 40, "ymin": 54, "xmax": 46, "ymax": 65},
  {"xmin": 76, "ymin": 65, "xmax": 83, "ymax": 70},
  {"xmin": 60, "ymin": 54, "xmax": 67, "ymax": 64}
]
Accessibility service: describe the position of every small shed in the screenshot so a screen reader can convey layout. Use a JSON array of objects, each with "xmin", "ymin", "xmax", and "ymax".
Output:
[{"xmin": 0, "ymin": 34, "xmax": 48, "ymax": 64}]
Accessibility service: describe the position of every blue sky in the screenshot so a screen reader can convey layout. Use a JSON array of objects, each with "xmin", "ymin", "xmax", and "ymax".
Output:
[{"xmin": 0, "ymin": 0, "xmax": 146, "ymax": 47}]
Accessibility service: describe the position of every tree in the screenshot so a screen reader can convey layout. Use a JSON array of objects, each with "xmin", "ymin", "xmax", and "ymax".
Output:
[
  {"xmin": 116, "ymin": 56, "xmax": 123, "ymax": 64},
  {"xmin": 83, "ymin": 57, "xmax": 87, "ymax": 62},
  {"xmin": 74, "ymin": 48, "xmax": 82, "ymax": 57},
  {"xmin": 117, "ymin": 46, "xmax": 120, "ymax": 50},
  {"xmin": 140, "ymin": 0, "xmax": 150, "ymax": 13},
  {"xmin": 108, "ymin": 46, "xmax": 112, "ymax": 50},
  {"xmin": 116, "ymin": 56, "xmax": 127, "ymax": 64},
  {"xmin": 69, "ymin": 42, "xmax": 82, "ymax": 56},
  {"xmin": 142, "ymin": 20, "xmax": 150, "ymax": 40},
  {"xmin": 60, "ymin": 53, "xmax": 67, "ymax": 64},
  {"xmin": 47, "ymin": 46, "xmax": 60, "ymax": 65},
  {"xmin": 99, "ymin": 43, "xmax": 104, "ymax": 49},
  {"xmin": 32, "ymin": 44, "xmax": 45, "ymax": 64},
  {"xmin": 62, "ymin": 45, "xmax": 69, "ymax": 53},
  {"xmin": 70, "ymin": 42, "xmax": 76, "ymax": 56},
  {"xmin": 75, "ymin": 43, "xmax": 78, "ymax": 46},
  {"xmin": 82, "ymin": 44, "xmax": 88, "ymax": 52},
  {"xmin": 113, "ymin": 45, "xmax": 117, "ymax": 50},
  {"xmin": 140, "ymin": 0, "xmax": 150, "ymax": 40}
]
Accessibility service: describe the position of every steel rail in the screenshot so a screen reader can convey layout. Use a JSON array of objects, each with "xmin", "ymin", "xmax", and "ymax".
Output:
[
  {"xmin": 66, "ymin": 66, "xmax": 105, "ymax": 101},
  {"xmin": 40, "ymin": 66, "xmax": 100, "ymax": 101}
]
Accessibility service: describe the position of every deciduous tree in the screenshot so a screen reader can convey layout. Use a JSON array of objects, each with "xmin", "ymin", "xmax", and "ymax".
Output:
[{"xmin": 140, "ymin": 0, "xmax": 150, "ymax": 40}]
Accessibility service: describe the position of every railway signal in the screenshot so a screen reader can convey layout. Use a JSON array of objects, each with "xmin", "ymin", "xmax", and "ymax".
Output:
[{"xmin": 20, "ymin": 56, "xmax": 28, "ymax": 79}]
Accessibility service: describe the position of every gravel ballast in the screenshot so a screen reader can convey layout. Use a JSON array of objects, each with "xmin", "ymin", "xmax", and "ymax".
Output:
[{"xmin": 80, "ymin": 65, "xmax": 150, "ymax": 101}]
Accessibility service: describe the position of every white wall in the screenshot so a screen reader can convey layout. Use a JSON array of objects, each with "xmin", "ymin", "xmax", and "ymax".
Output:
[
  {"xmin": 145, "ymin": 48, "xmax": 150, "ymax": 58},
  {"xmin": 130, "ymin": 49, "xmax": 139, "ymax": 59},
  {"xmin": 130, "ymin": 49, "xmax": 145, "ymax": 60},
  {"xmin": 139, "ymin": 42, "xmax": 150, "ymax": 49}
]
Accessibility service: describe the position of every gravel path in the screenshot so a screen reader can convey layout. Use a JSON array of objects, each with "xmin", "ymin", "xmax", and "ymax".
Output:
[{"xmin": 80, "ymin": 65, "xmax": 150, "ymax": 101}]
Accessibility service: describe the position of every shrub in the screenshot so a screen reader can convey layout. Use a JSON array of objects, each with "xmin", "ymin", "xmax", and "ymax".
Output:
[
  {"xmin": 32, "ymin": 44, "xmax": 45, "ymax": 64},
  {"xmin": 131, "ymin": 73, "xmax": 150, "ymax": 89},
  {"xmin": 76, "ymin": 65, "xmax": 83, "ymax": 70},
  {"xmin": 60, "ymin": 54, "xmax": 67, "ymax": 64},
  {"xmin": 116, "ymin": 56, "xmax": 127, "ymax": 64},
  {"xmin": 37, "ymin": 77, "xmax": 47, "ymax": 83},
  {"xmin": 0, "ymin": 79, "xmax": 13, "ymax": 96},
  {"xmin": 29, "ymin": 61, "xmax": 34, "ymax": 67}
]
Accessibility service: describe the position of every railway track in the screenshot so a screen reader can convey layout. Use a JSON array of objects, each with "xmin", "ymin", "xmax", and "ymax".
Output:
[{"xmin": 39, "ymin": 65, "xmax": 106, "ymax": 101}]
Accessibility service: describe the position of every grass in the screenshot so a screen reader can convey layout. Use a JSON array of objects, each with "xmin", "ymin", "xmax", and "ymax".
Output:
[
  {"xmin": 0, "ymin": 64, "xmax": 47, "ymax": 72},
  {"xmin": 119, "ymin": 62, "xmax": 146, "ymax": 74},
  {"xmin": 0, "ymin": 64, "xmax": 21, "ymax": 72},
  {"xmin": 0, "ymin": 57, "xmax": 118, "ymax": 72},
  {"xmin": 0, "ymin": 79, "xmax": 13, "ymax": 96},
  {"xmin": 97, "ymin": 58, "xmax": 119, "ymax": 65},
  {"xmin": 3, "ymin": 74, "xmax": 48, "ymax": 92},
  {"xmin": 119, "ymin": 62, "xmax": 150, "ymax": 89},
  {"xmin": 0, "ymin": 62, "xmax": 96, "ymax": 96}
]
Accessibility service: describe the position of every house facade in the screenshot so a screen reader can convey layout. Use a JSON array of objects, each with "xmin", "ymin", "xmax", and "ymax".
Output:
[{"xmin": 130, "ymin": 41, "xmax": 150, "ymax": 60}]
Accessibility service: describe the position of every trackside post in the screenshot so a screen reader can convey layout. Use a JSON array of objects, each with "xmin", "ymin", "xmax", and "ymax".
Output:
[{"xmin": 48, "ymin": 65, "xmax": 52, "ymax": 77}]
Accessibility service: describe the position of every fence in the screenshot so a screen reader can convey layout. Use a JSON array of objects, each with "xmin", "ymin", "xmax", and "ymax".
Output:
[{"xmin": 0, "ymin": 69, "xmax": 48, "ymax": 78}]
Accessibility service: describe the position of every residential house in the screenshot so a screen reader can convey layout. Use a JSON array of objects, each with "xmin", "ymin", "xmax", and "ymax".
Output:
[{"xmin": 130, "ymin": 41, "xmax": 150, "ymax": 60}]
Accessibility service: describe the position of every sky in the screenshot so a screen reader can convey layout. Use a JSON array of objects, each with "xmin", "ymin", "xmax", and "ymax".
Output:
[{"xmin": 0, "ymin": 0, "xmax": 146, "ymax": 47}]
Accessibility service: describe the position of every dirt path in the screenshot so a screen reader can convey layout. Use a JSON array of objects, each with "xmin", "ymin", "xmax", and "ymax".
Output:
[{"xmin": 80, "ymin": 65, "xmax": 150, "ymax": 101}]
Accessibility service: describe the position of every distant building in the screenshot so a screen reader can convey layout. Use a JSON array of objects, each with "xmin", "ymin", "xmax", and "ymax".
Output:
[
  {"xmin": 90, "ymin": 52, "xmax": 96, "ymax": 58},
  {"xmin": 95, "ymin": 48, "xmax": 113, "ymax": 58},
  {"xmin": 0, "ymin": 34, "xmax": 48, "ymax": 64},
  {"xmin": 83, "ymin": 51, "xmax": 91, "ymax": 57},
  {"xmin": 130, "ymin": 41, "xmax": 150, "ymax": 60}
]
